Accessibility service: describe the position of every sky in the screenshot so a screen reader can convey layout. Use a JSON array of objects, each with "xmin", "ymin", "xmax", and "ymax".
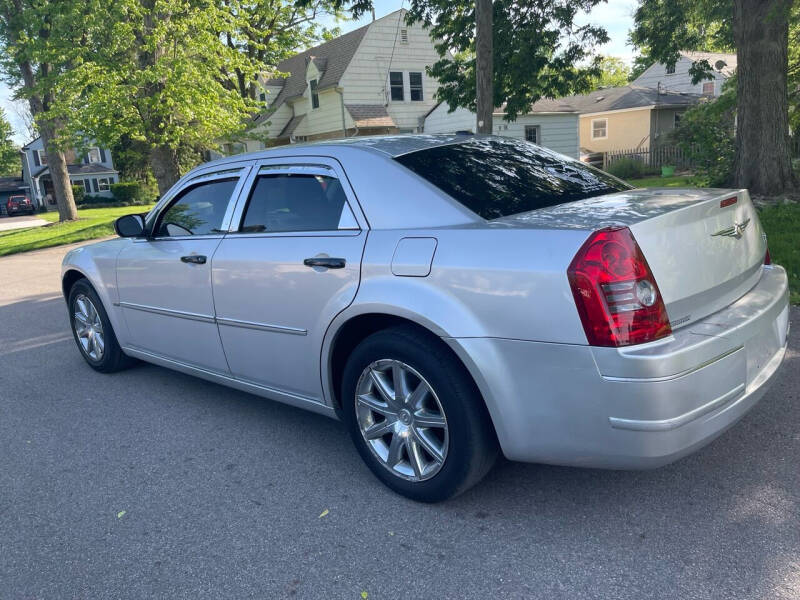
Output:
[{"xmin": 0, "ymin": 0, "xmax": 637, "ymax": 146}]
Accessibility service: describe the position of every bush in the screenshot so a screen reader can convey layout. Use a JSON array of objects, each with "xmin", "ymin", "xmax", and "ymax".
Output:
[
  {"xmin": 76, "ymin": 194, "xmax": 113, "ymax": 206},
  {"xmin": 670, "ymin": 78, "xmax": 736, "ymax": 187},
  {"xmin": 71, "ymin": 184, "xmax": 85, "ymax": 205},
  {"xmin": 607, "ymin": 157, "xmax": 650, "ymax": 179},
  {"xmin": 110, "ymin": 181, "xmax": 152, "ymax": 205}
]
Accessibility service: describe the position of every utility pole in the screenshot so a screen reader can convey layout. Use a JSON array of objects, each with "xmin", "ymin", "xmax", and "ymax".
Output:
[{"xmin": 475, "ymin": 0, "xmax": 493, "ymax": 134}]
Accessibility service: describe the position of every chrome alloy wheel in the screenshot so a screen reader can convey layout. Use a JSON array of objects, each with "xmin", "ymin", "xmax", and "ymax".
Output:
[
  {"xmin": 355, "ymin": 359, "xmax": 449, "ymax": 481},
  {"xmin": 73, "ymin": 294, "xmax": 105, "ymax": 361}
]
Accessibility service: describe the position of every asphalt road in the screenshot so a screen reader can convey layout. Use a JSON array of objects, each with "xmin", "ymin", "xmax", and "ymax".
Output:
[{"xmin": 1, "ymin": 242, "xmax": 798, "ymax": 600}]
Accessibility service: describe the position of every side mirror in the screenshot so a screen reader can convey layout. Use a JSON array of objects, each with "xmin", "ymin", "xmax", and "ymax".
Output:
[{"xmin": 114, "ymin": 214, "xmax": 146, "ymax": 238}]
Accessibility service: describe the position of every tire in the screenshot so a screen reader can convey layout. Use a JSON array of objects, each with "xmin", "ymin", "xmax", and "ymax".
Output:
[
  {"xmin": 341, "ymin": 325, "xmax": 498, "ymax": 502},
  {"xmin": 68, "ymin": 279, "xmax": 136, "ymax": 373}
]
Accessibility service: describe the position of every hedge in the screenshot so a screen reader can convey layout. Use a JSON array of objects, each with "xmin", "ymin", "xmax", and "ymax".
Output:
[{"xmin": 110, "ymin": 181, "xmax": 151, "ymax": 205}]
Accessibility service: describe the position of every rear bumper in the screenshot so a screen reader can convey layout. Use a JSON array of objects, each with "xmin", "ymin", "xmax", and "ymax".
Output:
[{"xmin": 447, "ymin": 265, "xmax": 790, "ymax": 468}]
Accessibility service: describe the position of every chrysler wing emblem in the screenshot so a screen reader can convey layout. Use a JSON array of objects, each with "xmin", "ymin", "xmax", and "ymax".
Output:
[{"xmin": 712, "ymin": 217, "xmax": 750, "ymax": 239}]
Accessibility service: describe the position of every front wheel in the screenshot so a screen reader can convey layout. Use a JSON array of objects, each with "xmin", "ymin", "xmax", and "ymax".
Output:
[
  {"xmin": 341, "ymin": 325, "xmax": 498, "ymax": 502},
  {"xmin": 68, "ymin": 279, "xmax": 135, "ymax": 373}
]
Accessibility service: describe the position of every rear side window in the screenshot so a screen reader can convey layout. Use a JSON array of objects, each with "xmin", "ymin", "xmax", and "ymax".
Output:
[
  {"xmin": 240, "ymin": 174, "xmax": 352, "ymax": 233},
  {"xmin": 394, "ymin": 138, "xmax": 631, "ymax": 220}
]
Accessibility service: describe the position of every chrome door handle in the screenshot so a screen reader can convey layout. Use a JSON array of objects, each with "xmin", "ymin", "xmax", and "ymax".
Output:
[
  {"xmin": 180, "ymin": 255, "xmax": 207, "ymax": 264},
  {"xmin": 303, "ymin": 257, "xmax": 346, "ymax": 269}
]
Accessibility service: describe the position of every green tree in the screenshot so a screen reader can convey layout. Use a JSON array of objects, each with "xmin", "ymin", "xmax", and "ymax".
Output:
[
  {"xmin": 590, "ymin": 56, "xmax": 632, "ymax": 90},
  {"xmin": 0, "ymin": 107, "xmax": 18, "ymax": 176},
  {"xmin": 404, "ymin": 0, "xmax": 609, "ymax": 124},
  {"xmin": 630, "ymin": 0, "xmax": 796, "ymax": 196},
  {"xmin": 0, "ymin": 0, "xmax": 79, "ymax": 221},
  {"xmin": 628, "ymin": 53, "xmax": 654, "ymax": 81}
]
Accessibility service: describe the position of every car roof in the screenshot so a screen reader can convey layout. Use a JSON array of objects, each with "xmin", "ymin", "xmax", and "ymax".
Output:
[{"xmin": 200, "ymin": 134, "xmax": 480, "ymax": 171}]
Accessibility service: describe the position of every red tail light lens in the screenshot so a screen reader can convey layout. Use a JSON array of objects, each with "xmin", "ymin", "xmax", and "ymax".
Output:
[
  {"xmin": 568, "ymin": 227, "xmax": 672, "ymax": 347},
  {"xmin": 764, "ymin": 247, "xmax": 771, "ymax": 265}
]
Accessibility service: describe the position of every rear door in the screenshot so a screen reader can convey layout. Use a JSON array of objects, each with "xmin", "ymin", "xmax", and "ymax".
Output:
[
  {"xmin": 211, "ymin": 158, "xmax": 368, "ymax": 402},
  {"xmin": 116, "ymin": 164, "xmax": 252, "ymax": 372}
]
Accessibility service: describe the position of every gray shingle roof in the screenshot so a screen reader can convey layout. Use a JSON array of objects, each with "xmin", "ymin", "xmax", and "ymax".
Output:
[
  {"xmin": 0, "ymin": 176, "xmax": 26, "ymax": 192},
  {"xmin": 346, "ymin": 104, "xmax": 396, "ymax": 127},
  {"xmin": 529, "ymin": 85, "xmax": 705, "ymax": 114},
  {"xmin": 278, "ymin": 114, "xmax": 305, "ymax": 138},
  {"xmin": 66, "ymin": 164, "xmax": 118, "ymax": 175},
  {"xmin": 262, "ymin": 22, "xmax": 371, "ymax": 113}
]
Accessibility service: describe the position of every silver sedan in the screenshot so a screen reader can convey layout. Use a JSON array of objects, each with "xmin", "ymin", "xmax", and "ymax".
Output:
[{"xmin": 62, "ymin": 135, "xmax": 790, "ymax": 502}]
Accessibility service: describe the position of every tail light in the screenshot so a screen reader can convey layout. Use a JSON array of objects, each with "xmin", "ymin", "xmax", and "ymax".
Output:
[
  {"xmin": 567, "ymin": 227, "xmax": 671, "ymax": 347},
  {"xmin": 764, "ymin": 244, "xmax": 772, "ymax": 266}
]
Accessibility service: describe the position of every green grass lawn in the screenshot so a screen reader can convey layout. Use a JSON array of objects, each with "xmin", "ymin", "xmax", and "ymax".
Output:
[
  {"xmin": 758, "ymin": 203, "xmax": 800, "ymax": 304},
  {"xmin": 628, "ymin": 174, "xmax": 696, "ymax": 188},
  {"xmin": 0, "ymin": 205, "xmax": 153, "ymax": 257}
]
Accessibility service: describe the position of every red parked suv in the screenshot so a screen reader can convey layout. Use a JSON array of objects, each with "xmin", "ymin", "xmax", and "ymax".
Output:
[{"xmin": 5, "ymin": 195, "xmax": 35, "ymax": 216}]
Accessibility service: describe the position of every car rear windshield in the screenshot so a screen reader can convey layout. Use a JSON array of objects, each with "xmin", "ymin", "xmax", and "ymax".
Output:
[{"xmin": 394, "ymin": 137, "xmax": 631, "ymax": 220}]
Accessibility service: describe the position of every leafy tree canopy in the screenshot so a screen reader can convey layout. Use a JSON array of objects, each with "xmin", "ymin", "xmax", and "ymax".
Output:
[
  {"xmin": 590, "ymin": 56, "xmax": 631, "ymax": 90},
  {"xmin": 0, "ymin": 108, "xmax": 18, "ymax": 176},
  {"xmin": 403, "ymin": 0, "xmax": 610, "ymax": 120}
]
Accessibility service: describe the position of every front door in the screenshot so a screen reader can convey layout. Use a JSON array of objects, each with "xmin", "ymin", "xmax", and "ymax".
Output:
[
  {"xmin": 211, "ymin": 160, "xmax": 368, "ymax": 402},
  {"xmin": 116, "ymin": 166, "xmax": 250, "ymax": 372}
]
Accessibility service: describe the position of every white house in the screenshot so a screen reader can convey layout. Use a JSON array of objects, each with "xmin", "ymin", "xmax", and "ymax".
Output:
[
  {"xmin": 239, "ymin": 9, "xmax": 443, "ymax": 149},
  {"xmin": 423, "ymin": 102, "xmax": 580, "ymax": 158},
  {"xmin": 632, "ymin": 51, "xmax": 736, "ymax": 97},
  {"xmin": 20, "ymin": 137, "xmax": 119, "ymax": 209}
]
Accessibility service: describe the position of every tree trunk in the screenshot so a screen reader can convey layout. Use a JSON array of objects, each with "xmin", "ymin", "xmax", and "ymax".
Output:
[
  {"xmin": 475, "ymin": 0, "xmax": 493, "ymax": 134},
  {"xmin": 40, "ymin": 122, "xmax": 78, "ymax": 221},
  {"xmin": 733, "ymin": 0, "xmax": 796, "ymax": 195},
  {"xmin": 149, "ymin": 145, "xmax": 181, "ymax": 196}
]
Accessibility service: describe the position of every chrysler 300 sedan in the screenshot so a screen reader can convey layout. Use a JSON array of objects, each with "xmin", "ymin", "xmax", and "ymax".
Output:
[{"xmin": 62, "ymin": 135, "xmax": 790, "ymax": 502}]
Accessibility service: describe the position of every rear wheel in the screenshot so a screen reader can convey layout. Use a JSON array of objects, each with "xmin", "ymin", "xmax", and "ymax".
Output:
[
  {"xmin": 68, "ymin": 279, "xmax": 135, "ymax": 373},
  {"xmin": 341, "ymin": 325, "xmax": 498, "ymax": 502}
]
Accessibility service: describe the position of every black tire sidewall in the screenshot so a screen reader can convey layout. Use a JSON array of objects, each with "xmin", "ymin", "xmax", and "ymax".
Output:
[
  {"xmin": 68, "ymin": 280, "xmax": 122, "ymax": 372},
  {"xmin": 341, "ymin": 327, "xmax": 492, "ymax": 502}
]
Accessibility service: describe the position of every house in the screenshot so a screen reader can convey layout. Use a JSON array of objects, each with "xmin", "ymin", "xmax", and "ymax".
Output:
[
  {"xmin": 238, "ymin": 9, "xmax": 442, "ymax": 149},
  {"xmin": 632, "ymin": 51, "xmax": 736, "ymax": 97},
  {"xmin": 528, "ymin": 85, "xmax": 705, "ymax": 154},
  {"xmin": 423, "ymin": 102, "xmax": 580, "ymax": 158},
  {"xmin": 20, "ymin": 137, "xmax": 119, "ymax": 210}
]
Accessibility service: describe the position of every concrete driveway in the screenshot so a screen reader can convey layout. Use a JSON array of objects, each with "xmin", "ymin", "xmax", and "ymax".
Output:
[
  {"xmin": 0, "ymin": 214, "xmax": 49, "ymax": 232},
  {"xmin": 1, "ymin": 242, "xmax": 798, "ymax": 599}
]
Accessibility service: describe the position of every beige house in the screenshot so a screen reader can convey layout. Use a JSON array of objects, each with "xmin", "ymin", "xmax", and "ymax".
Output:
[
  {"xmin": 530, "ymin": 85, "xmax": 705, "ymax": 153},
  {"xmin": 237, "ymin": 10, "xmax": 441, "ymax": 149}
]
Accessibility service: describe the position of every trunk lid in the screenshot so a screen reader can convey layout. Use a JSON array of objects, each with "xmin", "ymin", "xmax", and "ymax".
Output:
[{"xmin": 496, "ymin": 188, "xmax": 767, "ymax": 329}]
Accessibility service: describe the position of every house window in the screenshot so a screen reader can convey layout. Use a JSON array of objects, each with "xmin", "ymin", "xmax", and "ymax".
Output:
[
  {"xmin": 389, "ymin": 71, "xmax": 404, "ymax": 101},
  {"xmin": 87, "ymin": 147, "xmax": 101, "ymax": 163},
  {"xmin": 98, "ymin": 178, "xmax": 111, "ymax": 192},
  {"xmin": 309, "ymin": 79, "xmax": 319, "ymax": 109},
  {"xmin": 591, "ymin": 118, "xmax": 608, "ymax": 139},
  {"xmin": 665, "ymin": 63, "xmax": 676, "ymax": 75},
  {"xmin": 524, "ymin": 125, "xmax": 541, "ymax": 144},
  {"xmin": 674, "ymin": 113, "xmax": 682, "ymax": 127},
  {"xmin": 36, "ymin": 149, "xmax": 48, "ymax": 165},
  {"xmin": 400, "ymin": 28, "xmax": 409, "ymax": 44},
  {"xmin": 409, "ymin": 72, "xmax": 423, "ymax": 101},
  {"xmin": 702, "ymin": 81, "xmax": 714, "ymax": 95},
  {"xmin": 259, "ymin": 92, "xmax": 267, "ymax": 102}
]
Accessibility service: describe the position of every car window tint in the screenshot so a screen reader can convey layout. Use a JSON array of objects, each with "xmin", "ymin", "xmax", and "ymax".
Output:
[
  {"xmin": 394, "ymin": 137, "xmax": 632, "ymax": 220},
  {"xmin": 240, "ymin": 174, "xmax": 350, "ymax": 233},
  {"xmin": 155, "ymin": 178, "xmax": 238, "ymax": 237}
]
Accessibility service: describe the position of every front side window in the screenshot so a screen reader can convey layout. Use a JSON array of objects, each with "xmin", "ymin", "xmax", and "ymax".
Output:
[
  {"xmin": 98, "ymin": 177, "xmax": 111, "ymax": 191},
  {"xmin": 702, "ymin": 81, "xmax": 714, "ymax": 95},
  {"xmin": 525, "ymin": 125, "xmax": 540, "ymax": 144},
  {"xmin": 239, "ymin": 173, "xmax": 353, "ymax": 233},
  {"xmin": 389, "ymin": 72, "xmax": 404, "ymax": 101},
  {"xmin": 87, "ymin": 148, "xmax": 101, "ymax": 163},
  {"xmin": 155, "ymin": 178, "xmax": 238, "ymax": 237},
  {"xmin": 409, "ymin": 72, "xmax": 423, "ymax": 101},
  {"xmin": 591, "ymin": 118, "xmax": 607, "ymax": 139},
  {"xmin": 674, "ymin": 112, "xmax": 682, "ymax": 127},
  {"xmin": 309, "ymin": 79, "xmax": 319, "ymax": 109},
  {"xmin": 36, "ymin": 149, "xmax": 48, "ymax": 166},
  {"xmin": 394, "ymin": 137, "xmax": 631, "ymax": 220},
  {"xmin": 665, "ymin": 63, "xmax": 676, "ymax": 74}
]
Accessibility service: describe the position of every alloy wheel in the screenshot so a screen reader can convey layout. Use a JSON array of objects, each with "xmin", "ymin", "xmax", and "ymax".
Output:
[
  {"xmin": 73, "ymin": 294, "xmax": 105, "ymax": 361},
  {"xmin": 355, "ymin": 359, "xmax": 449, "ymax": 481}
]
